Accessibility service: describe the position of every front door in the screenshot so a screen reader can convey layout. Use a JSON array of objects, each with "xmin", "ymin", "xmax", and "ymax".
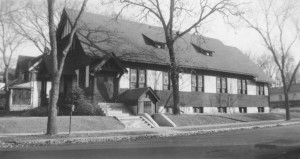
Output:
[{"xmin": 95, "ymin": 76, "xmax": 115, "ymax": 102}]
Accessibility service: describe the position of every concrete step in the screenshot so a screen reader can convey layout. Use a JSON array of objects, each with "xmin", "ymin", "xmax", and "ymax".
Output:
[
  {"xmin": 117, "ymin": 116, "xmax": 141, "ymax": 120},
  {"xmin": 106, "ymin": 113, "xmax": 131, "ymax": 117},
  {"xmin": 116, "ymin": 116, "xmax": 153, "ymax": 129}
]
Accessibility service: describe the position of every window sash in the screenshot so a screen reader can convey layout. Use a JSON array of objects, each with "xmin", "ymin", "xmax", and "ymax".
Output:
[
  {"xmin": 221, "ymin": 77, "xmax": 227, "ymax": 93},
  {"xmin": 216, "ymin": 77, "xmax": 221, "ymax": 89},
  {"xmin": 163, "ymin": 72, "xmax": 169, "ymax": 90},
  {"xmin": 191, "ymin": 75, "xmax": 204, "ymax": 92},
  {"xmin": 198, "ymin": 75, "xmax": 203, "ymax": 92},
  {"xmin": 138, "ymin": 69, "xmax": 146, "ymax": 88},
  {"xmin": 238, "ymin": 79, "xmax": 247, "ymax": 94},
  {"xmin": 130, "ymin": 69, "xmax": 137, "ymax": 82}
]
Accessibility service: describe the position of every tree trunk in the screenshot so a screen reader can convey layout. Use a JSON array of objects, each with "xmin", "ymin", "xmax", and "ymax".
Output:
[
  {"xmin": 47, "ymin": 77, "xmax": 60, "ymax": 135},
  {"xmin": 4, "ymin": 66, "xmax": 9, "ymax": 111},
  {"xmin": 168, "ymin": 43, "xmax": 180, "ymax": 115},
  {"xmin": 283, "ymin": 88, "xmax": 290, "ymax": 121},
  {"xmin": 281, "ymin": 72, "xmax": 290, "ymax": 121}
]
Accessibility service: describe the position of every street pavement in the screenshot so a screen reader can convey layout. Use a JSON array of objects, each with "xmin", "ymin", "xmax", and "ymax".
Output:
[{"xmin": 1, "ymin": 123, "xmax": 300, "ymax": 159}]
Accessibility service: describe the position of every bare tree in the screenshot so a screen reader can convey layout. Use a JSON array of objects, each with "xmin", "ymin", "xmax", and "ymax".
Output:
[
  {"xmin": 0, "ymin": 0, "xmax": 23, "ymax": 111},
  {"xmin": 239, "ymin": 0, "xmax": 300, "ymax": 120},
  {"xmin": 105, "ymin": 0, "xmax": 240, "ymax": 115},
  {"xmin": 256, "ymin": 53, "xmax": 278, "ymax": 81},
  {"xmin": 13, "ymin": 0, "xmax": 83, "ymax": 54},
  {"xmin": 46, "ymin": 0, "xmax": 88, "ymax": 135}
]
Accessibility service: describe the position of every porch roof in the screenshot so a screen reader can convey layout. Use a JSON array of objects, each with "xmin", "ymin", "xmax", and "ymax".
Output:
[
  {"xmin": 90, "ymin": 53, "xmax": 128, "ymax": 74},
  {"xmin": 117, "ymin": 87, "xmax": 159, "ymax": 105}
]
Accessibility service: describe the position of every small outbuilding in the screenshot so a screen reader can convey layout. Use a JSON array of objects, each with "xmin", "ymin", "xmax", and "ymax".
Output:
[{"xmin": 117, "ymin": 87, "xmax": 159, "ymax": 115}]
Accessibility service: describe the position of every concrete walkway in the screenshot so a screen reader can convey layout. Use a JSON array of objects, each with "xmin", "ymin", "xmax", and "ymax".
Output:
[{"xmin": 1, "ymin": 119, "xmax": 300, "ymax": 148}]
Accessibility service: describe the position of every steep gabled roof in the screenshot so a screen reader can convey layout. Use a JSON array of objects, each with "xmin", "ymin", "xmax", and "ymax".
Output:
[
  {"xmin": 63, "ymin": 9, "xmax": 272, "ymax": 83},
  {"xmin": 15, "ymin": 55, "xmax": 37, "ymax": 77}
]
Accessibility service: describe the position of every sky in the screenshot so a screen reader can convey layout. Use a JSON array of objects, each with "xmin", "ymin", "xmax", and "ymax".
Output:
[{"xmin": 16, "ymin": 0, "xmax": 300, "ymax": 63}]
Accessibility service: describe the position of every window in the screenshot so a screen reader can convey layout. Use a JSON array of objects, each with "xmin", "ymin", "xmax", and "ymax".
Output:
[
  {"xmin": 239, "ymin": 107, "xmax": 247, "ymax": 113},
  {"xmin": 130, "ymin": 69, "xmax": 137, "ymax": 88},
  {"xmin": 258, "ymin": 107, "xmax": 264, "ymax": 113},
  {"xmin": 238, "ymin": 79, "xmax": 247, "ymax": 94},
  {"xmin": 191, "ymin": 43, "xmax": 213, "ymax": 56},
  {"xmin": 193, "ymin": 107, "xmax": 203, "ymax": 113},
  {"xmin": 191, "ymin": 75, "xmax": 204, "ymax": 92},
  {"xmin": 165, "ymin": 107, "xmax": 173, "ymax": 114},
  {"xmin": 257, "ymin": 83, "xmax": 265, "ymax": 95},
  {"xmin": 218, "ymin": 107, "xmax": 227, "ymax": 113},
  {"xmin": 142, "ymin": 34, "xmax": 165, "ymax": 49},
  {"xmin": 217, "ymin": 77, "xmax": 227, "ymax": 93},
  {"xmin": 130, "ymin": 69, "xmax": 146, "ymax": 89},
  {"xmin": 138, "ymin": 69, "xmax": 146, "ymax": 88},
  {"xmin": 144, "ymin": 101, "xmax": 151, "ymax": 107},
  {"xmin": 163, "ymin": 72, "xmax": 170, "ymax": 90}
]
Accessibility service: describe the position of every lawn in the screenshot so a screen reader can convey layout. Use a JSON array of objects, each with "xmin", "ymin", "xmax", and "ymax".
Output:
[
  {"xmin": 167, "ymin": 112, "xmax": 300, "ymax": 127},
  {"xmin": 0, "ymin": 116, "xmax": 125, "ymax": 134}
]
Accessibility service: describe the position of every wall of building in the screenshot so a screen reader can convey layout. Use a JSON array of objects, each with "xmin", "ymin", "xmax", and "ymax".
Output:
[
  {"xmin": 159, "ymin": 105, "xmax": 269, "ymax": 114},
  {"xmin": 247, "ymin": 80, "xmax": 256, "ymax": 95},
  {"xmin": 117, "ymin": 67, "xmax": 270, "ymax": 114},
  {"xmin": 204, "ymin": 76, "xmax": 217, "ymax": 93},
  {"xmin": 119, "ymin": 68, "xmax": 269, "ymax": 98},
  {"xmin": 179, "ymin": 73, "xmax": 191, "ymax": 92},
  {"xmin": 228, "ymin": 78, "xmax": 238, "ymax": 94}
]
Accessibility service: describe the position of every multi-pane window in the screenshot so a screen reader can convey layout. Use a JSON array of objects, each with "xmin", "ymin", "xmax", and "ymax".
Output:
[
  {"xmin": 257, "ymin": 83, "xmax": 265, "ymax": 95},
  {"xmin": 238, "ymin": 79, "xmax": 247, "ymax": 94},
  {"xmin": 217, "ymin": 77, "xmax": 227, "ymax": 93},
  {"xmin": 239, "ymin": 107, "xmax": 247, "ymax": 113},
  {"xmin": 193, "ymin": 107, "xmax": 203, "ymax": 113},
  {"xmin": 258, "ymin": 107, "xmax": 264, "ymax": 113},
  {"xmin": 191, "ymin": 75, "xmax": 204, "ymax": 92},
  {"xmin": 130, "ymin": 69, "xmax": 137, "ymax": 88},
  {"xmin": 130, "ymin": 69, "xmax": 146, "ymax": 89},
  {"xmin": 144, "ymin": 101, "xmax": 151, "ymax": 107},
  {"xmin": 165, "ymin": 107, "xmax": 173, "ymax": 114},
  {"xmin": 218, "ymin": 107, "xmax": 227, "ymax": 113},
  {"xmin": 163, "ymin": 72, "xmax": 170, "ymax": 90},
  {"xmin": 138, "ymin": 69, "xmax": 146, "ymax": 88}
]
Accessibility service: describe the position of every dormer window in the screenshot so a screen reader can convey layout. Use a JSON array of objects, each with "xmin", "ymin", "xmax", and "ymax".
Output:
[
  {"xmin": 191, "ymin": 43, "xmax": 213, "ymax": 56},
  {"xmin": 142, "ymin": 34, "xmax": 165, "ymax": 49}
]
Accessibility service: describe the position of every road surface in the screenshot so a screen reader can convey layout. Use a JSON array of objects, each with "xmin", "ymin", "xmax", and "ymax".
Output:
[{"xmin": 1, "ymin": 124, "xmax": 300, "ymax": 159}]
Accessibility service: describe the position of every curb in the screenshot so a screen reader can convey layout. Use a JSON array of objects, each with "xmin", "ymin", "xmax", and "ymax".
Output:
[{"xmin": 1, "ymin": 120, "xmax": 300, "ymax": 149}]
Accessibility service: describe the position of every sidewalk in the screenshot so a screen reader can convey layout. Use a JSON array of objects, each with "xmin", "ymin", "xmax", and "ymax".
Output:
[{"xmin": 1, "ymin": 119, "xmax": 300, "ymax": 149}]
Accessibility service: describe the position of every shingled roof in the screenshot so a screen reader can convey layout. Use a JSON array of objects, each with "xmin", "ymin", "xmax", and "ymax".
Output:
[
  {"xmin": 15, "ymin": 55, "xmax": 37, "ymax": 77},
  {"xmin": 117, "ymin": 87, "xmax": 159, "ymax": 105},
  {"xmin": 64, "ymin": 9, "xmax": 272, "ymax": 83}
]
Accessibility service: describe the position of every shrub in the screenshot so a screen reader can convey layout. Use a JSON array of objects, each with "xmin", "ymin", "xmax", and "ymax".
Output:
[
  {"xmin": 22, "ymin": 106, "xmax": 48, "ymax": 116},
  {"xmin": 58, "ymin": 87, "xmax": 101, "ymax": 116}
]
